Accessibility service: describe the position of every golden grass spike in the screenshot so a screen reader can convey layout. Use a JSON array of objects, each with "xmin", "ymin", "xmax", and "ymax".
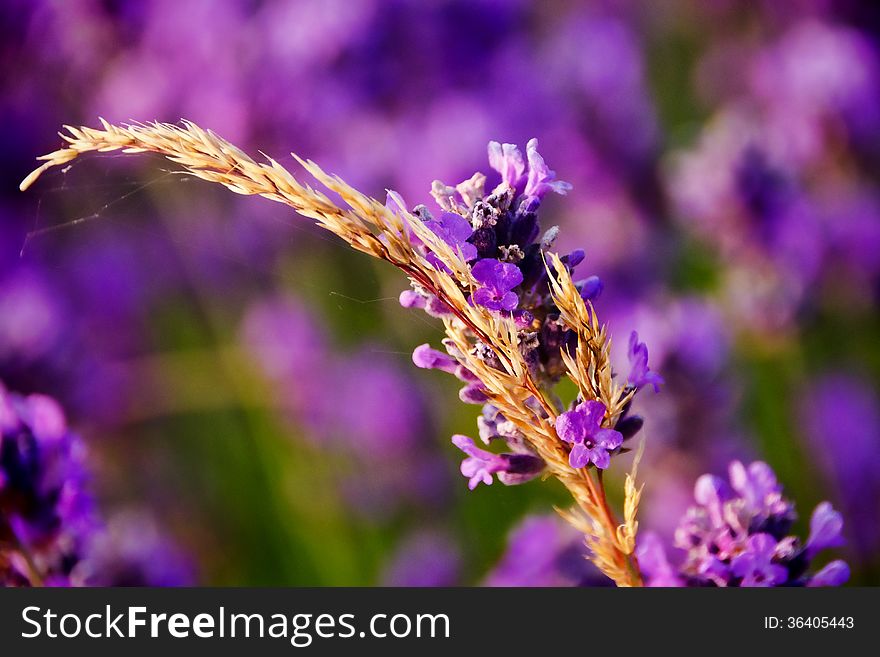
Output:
[
  {"xmin": 618, "ymin": 440, "xmax": 645, "ymax": 556},
  {"xmin": 22, "ymin": 120, "xmax": 643, "ymax": 586}
]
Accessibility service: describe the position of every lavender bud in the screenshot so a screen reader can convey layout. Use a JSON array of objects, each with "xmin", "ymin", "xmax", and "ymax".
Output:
[
  {"xmin": 509, "ymin": 211, "xmax": 539, "ymax": 247},
  {"xmin": 614, "ymin": 414, "xmax": 644, "ymax": 440},
  {"xmin": 469, "ymin": 226, "xmax": 498, "ymax": 258},
  {"xmin": 577, "ymin": 275, "xmax": 604, "ymax": 302}
]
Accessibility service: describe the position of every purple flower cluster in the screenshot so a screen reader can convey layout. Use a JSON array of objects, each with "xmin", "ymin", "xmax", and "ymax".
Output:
[
  {"xmin": 0, "ymin": 381, "xmax": 191, "ymax": 586},
  {"xmin": 555, "ymin": 401, "xmax": 622, "ymax": 470},
  {"xmin": 638, "ymin": 461, "xmax": 849, "ymax": 587},
  {"xmin": 665, "ymin": 17, "xmax": 880, "ymax": 331},
  {"xmin": 0, "ymin": 383, "xmax": 96, "ymax": 585},
  {"xmin": 399, "ymin": 140, "xmax": 659, "ymax": 487}
]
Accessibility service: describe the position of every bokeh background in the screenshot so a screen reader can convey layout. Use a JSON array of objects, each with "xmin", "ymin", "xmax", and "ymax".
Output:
[{"xmin": 2, "ymin": 0, "xmax": 879, "ymax": 585}]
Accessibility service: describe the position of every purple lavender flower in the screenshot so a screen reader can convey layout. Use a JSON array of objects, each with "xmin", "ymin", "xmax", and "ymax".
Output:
[
  {"xmin": 806, "ymin": 502, "xmax": 845, "ymax": 556},
  {"xmin": 488, "ymin": 141, "xmax": 526, "ymax": 189},
  {"xmin": 423, "ymin": 211, "xmax": 477, "ymax": 269},
  {"xmin": 412, "ymin": 344, "xmax": 459, "ymax": 374},
  {"xmin": 555, "ymin": 400, "xmax": 623, "ymax": 469},
  {"xmin": 0, "ymin": 383, "xmax": 98, "ymax": 586},
  {"xmin": 451, "ymin": 435, "xmax": 543, "ymax": 490},
  {"xmin": 578, "ymin": 275, "xmax": 603, "ymax": 302},
  {"xmin": 523, "ymin": 139, "xmax": 572, "ymax": 201},
  {"xmin": 470, "ymin": 258, "xmax": 523, "ymax": 312},
  {"xmin": 412, "ymin": 344, "xmax": 487, "ymax": 405},
  {"xmin": 1, "ymin": 381, "xmax": 194, "ymax": 587},
  {"xmin": 641, "ymin": 460, "xmax": 849, "ymax": 587},
  {"xmin": 385, "ymin": 138, "xmax": 652, "ymax": 538},
  {"xmin": 398, "ymin": 288, "xmax": 453, "ymax": 317},
  {"xmin": 730, "ymin": 534, "xmax": 788, "ymax": 587},
  {"xmin": 627, "ymin": 330, "xmax": 663, "ymax": 392},
  {"xmin": 728, "ymin": 459, "xmax": 794, "ymax": 527}
]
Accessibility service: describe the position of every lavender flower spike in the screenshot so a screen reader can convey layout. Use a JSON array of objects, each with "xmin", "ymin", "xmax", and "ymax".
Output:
[
  {"xmin": 627, "ymin": 331, "xmax": 663, "ymax": 392},
  {"xmin": 470, "ymin": 258, "xmax": 523, "ymax": 312},
  {"xmin": 451, "ymin": 435, "xmax": 544, "ymax": 489},
  {"xmin": 2, "ymin": 381, "xmax": 192, "ymax": 587},
  {"xmin": 644, "ymin": 460, "xmax": 849, "ymax": 587},
  {"xmin": 1, "ymin": 384, "xmax": 98, "ymax": 586},
  {"xmin": 554, "ymin": 400, "xmax": 623, "ymax": 469},
  {"xmin": 16, "ymin": 120, "xmax": 703, "ymax": 586}
]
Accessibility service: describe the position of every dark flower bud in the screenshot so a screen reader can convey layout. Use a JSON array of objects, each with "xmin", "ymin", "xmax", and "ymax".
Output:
[
  {"xmin": 614, "ymin": 414, "xmax": 644, "ymax": 440},
  {"xmin": 577, "ymin": 275, "xmax": 603, "ymax": 302},
  {"xmin": 509, "ymin": 211, "xmax": 539, "ymax": 247},
  {"xmin": 518, "ymin": 244, "xmax": 545, "ymax": 289},
  {"xmin": 500, "ymin": 453, "xmax": 546, "ymax": 483},
  {"xmin": 493, "ymin": 210, "xmax": 512, "ymax": 244},
  {"xmin": 468, "ymin": 226, "xmax": 498, "ymax": 258},
  {"xmin": 562, "ymin": 249, "xmax": 585, "ymax": 269}
]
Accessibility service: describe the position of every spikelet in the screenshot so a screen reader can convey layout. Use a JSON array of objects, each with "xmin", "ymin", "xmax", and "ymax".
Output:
[
  {"xmin": 546, "ymin": 253, "xmax": 633, "ymax": 424},
  {"xmin": 21, "ymin": 120, "xmax": 643, "ymax": 586},
  {"xmin": 617, "ymin": 440, "xmax": 645, "ymax": 556}
]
